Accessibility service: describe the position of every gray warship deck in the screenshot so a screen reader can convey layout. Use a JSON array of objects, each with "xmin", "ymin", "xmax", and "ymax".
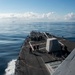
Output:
[{"xmin": 15, "ymin": 31, "xmax": 75, "ymax": 75}]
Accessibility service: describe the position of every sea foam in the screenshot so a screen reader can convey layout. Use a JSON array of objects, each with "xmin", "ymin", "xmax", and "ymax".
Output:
[{"xmin": 4, "ymin": 59, "xmax": 16, "ymax": 75}]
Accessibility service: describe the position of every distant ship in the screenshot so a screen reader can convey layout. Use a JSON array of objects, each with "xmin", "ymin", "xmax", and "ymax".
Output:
[{"xmin": 15, "ymin": 31, "xmax": 75, "ymax": 75}]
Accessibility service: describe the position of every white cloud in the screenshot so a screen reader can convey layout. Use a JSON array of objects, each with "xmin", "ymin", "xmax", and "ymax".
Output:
[
  {"xmin": 0, "ymin": 12, "xmax": 56, "ymax": 23},
  {"xmin": 65, "ymin": 12, "xmax": 75, "ymax": 21},
  {"xmin": 0, "ymin": 12, "xmax": 54, "ymax": 19},
  {"xmin": 0, "ymin": 12, "xmax": 75, "ymax": 23}
]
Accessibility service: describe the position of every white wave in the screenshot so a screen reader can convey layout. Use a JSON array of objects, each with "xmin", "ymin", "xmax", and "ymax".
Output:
[{"xmin": 4, "ymin": 59, "xmax": 16, "ymax": 75}]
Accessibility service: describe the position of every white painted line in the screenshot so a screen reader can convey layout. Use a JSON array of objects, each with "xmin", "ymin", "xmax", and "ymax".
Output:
[
  {"xmin": 29, "ymin": 41, "xmax": 34, "ymax": 51},
  {"xmin": 45, "ymin": 64, "xmax": 54, "ymax": 75},
  {"xmin": 43, "ymin": 32, "xmax": 49, "ymax": 38}
]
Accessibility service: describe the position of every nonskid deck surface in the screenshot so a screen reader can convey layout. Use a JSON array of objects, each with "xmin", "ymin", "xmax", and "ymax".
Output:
[{"xmin": 15, "ymin": 31, "xmax": 75, "ymax": 75}]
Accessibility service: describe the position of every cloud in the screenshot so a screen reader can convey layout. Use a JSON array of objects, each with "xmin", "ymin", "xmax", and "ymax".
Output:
[
  {"xmin": 0, "ymin": 12, "xmax": 54, "ymax": 19},
  {"xmin": 0, "ymin": 12, "xmax": 75, "ymax": 23},
  {"xmin": 65, "ymin": 12, "xmax": 75, "ymax": 21},
  {"xmin": 0, "ymin": 12, "xmax": 56, "ymax": 23}
]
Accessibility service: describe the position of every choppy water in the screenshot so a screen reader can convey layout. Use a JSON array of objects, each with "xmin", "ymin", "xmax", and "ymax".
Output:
[{"xmin": 0, "ymin": 22, "xmax": 75, "ymax": 75}]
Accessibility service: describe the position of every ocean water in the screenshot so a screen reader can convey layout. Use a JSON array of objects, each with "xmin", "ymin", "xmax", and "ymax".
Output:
[{"xmin": 0, "ymin": 22, "xmax": 75, "ymax": 75}]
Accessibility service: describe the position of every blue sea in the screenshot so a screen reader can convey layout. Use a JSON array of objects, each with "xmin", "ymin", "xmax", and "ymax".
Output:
[{"xmin": 0, "ymin": 22, "xmax": 75, "ymax": 75}]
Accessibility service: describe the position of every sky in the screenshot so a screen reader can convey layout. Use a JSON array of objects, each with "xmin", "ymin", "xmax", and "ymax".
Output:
[{"xmin": 0, "ymin": 0, "xmax": 75, "ymax": 22}]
